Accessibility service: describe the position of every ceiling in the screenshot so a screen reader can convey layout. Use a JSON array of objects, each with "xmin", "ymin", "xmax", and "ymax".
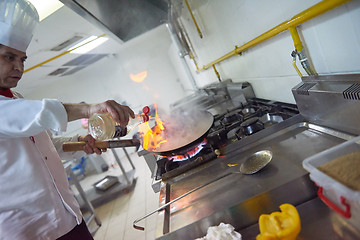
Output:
[
  {"xmin": 16, "ymin": 4, "xmax": 124, "ymax": 95},
  {"xmin": 16, "ymin": 0, "xmax": 170, "ymax": 96}
]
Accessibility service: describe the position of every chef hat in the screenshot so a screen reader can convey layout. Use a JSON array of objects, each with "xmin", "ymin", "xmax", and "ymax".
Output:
[{"xmin": 0, "ymin": 0, "xmax": 39, "ymax": 52}]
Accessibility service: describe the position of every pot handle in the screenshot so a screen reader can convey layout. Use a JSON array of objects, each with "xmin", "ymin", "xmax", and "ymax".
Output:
[{"xmin": 317, "ymin": 185, "xmax": 351, "ymax": 218}]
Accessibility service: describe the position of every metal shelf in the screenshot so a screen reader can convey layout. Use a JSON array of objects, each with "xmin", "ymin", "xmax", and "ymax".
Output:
[{"xmin": 66, "ymin": 147, "xmax": 137, "ymax": 235}]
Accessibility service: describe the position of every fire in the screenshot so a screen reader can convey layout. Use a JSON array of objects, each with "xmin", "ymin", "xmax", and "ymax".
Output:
[
  {"xmin": 138, "ymin": 104, "xmax": 167, "ymax": 150},
  {"xmin": 171, "ymin": 138, "xmax": 207, "ymax": 161}
]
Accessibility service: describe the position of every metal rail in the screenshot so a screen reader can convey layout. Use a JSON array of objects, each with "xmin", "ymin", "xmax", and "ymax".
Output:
[{"xmin": 133, "ymin": 172, "xmax": 233, "ymax": 231}]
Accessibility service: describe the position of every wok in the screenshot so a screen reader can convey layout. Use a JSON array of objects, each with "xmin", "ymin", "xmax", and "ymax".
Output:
[
  {"xmin": 62, "ymin": 110, "xmax": 214, "ymax": 156},
  {"xmin": 143, "ymin": 110, "xmax": 214, "ymax": 157}
]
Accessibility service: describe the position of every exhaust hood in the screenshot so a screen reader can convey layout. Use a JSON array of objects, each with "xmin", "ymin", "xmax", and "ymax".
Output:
[{"xmin": 60, "ymin": 0, "xmax": 168, "ymax": 42}]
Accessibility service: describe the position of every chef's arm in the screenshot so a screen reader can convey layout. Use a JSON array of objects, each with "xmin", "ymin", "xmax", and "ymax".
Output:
[
  {"xmin": 62, "ymin": 100, "xmax": 135, "ymax": 127},
  {"xmin": 0, "ymin": 97, "xmax": 133, "ymax": 138},
  {"xmin": 0, "ymin": 98, "xmax": 67, "ymax": 138},
  {"xmin": 62, "ymin": 103, "xmax": 89, "ymax": 122}
]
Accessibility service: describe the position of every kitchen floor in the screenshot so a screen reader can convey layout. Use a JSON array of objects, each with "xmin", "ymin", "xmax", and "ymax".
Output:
[{"xmin": 78, "ymin": 150, "xmax": 160, "ymax": 240}]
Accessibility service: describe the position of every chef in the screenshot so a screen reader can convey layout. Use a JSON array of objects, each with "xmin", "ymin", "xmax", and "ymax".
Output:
[{"xmin": 0, "ymin": 0, "xmax": 134, "ymax": 239}]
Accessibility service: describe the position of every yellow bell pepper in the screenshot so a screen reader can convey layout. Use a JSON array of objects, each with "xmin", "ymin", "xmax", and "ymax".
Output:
[{"xmin": 256, "ymin": 203, "xmax": 301, "ymax": 240}]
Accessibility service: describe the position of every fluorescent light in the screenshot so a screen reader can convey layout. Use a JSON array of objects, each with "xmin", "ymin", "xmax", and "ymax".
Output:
[
  {"xmin": 68, "ymin": 36, "xmax": 109, "ymax": 54},
  {"xmin": 28, "ymin": 0, "xmax": 63, "ymax": 21}
]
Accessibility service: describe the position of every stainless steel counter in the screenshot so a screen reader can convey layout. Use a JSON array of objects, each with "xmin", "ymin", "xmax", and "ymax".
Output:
[
  {"xmin": 131, "ymin": 75, "xmax": 360, "ymax": 239},
  {"xmin": 150, "ymin": 115, "xmax": 357, "ymax": 239}
]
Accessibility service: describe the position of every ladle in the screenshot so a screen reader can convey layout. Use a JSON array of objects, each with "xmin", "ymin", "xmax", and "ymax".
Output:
[{"xmin": 239, "ymin": 150, "xmax": 273, "ymax": 174}]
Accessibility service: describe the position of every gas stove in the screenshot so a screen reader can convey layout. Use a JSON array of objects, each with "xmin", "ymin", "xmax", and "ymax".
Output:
[
  {"xmin": 153, "ymin": 98, "xmax": 299, "ymax": 182},
  {"xmin": 208, "ymin": 98, "xmax": 299, "ymax": 146},
  {"xmin": 136, "ymin": 75, "xmax": 360, "ymax": 240}
]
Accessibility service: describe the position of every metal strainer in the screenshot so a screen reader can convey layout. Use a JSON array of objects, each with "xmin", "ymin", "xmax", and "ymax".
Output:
[{"xmin": 240, "ymin": 150, "xmax": 273, "ymax": 174}]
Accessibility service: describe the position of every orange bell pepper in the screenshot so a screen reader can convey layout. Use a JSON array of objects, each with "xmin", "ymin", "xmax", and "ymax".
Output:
[{"xmin": 256, "ymin": 203, "xmax": 301, "ymax": 240}]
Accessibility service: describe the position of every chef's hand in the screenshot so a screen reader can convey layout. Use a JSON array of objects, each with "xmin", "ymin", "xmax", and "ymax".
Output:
[
  {"xmin": 63, "ymin": 100, "xmax": 135, "ymax": 124},
  {"xmin": 88, "ymin": 100, "xmax": 135, "ymax": 127},
  {"xmin": 78, "ymin": 134, "xmax": 106, "ymax": 155}
]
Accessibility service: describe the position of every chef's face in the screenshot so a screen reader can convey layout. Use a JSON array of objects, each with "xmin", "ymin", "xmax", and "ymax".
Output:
[{"xmin": 0, "ymin": 44, "xmax": 27, "ymax": 90}]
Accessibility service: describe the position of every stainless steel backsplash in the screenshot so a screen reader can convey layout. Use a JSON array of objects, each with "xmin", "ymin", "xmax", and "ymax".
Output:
[{"xmin": 292, "ymin": 74, "xmax": 360, "ymax": 135}]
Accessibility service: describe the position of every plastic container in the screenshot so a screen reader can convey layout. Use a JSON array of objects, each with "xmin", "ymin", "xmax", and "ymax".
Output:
[{"xmin": 303, "ymin": 136, "xmax": 360, "ymax": 230}]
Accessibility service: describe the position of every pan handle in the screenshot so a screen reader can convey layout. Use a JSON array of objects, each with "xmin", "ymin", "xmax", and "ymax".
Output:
[{"xmin": 62, "ymin": 141, "xmax": 109, "ymax": 152}]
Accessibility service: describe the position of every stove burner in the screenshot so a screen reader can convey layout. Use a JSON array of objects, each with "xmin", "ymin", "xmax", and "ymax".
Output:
[
  {"xmin": 239, "ymin": 117, "xmax": 264, "ymax": 136},
  {"xmin": 165, "ymin": 159, "xmax": 188, "ymax": 172},
  {"xmin": 259, "ymin": 113, "xmax": 284, "ymax": 128},
  {"xmin": 241, "ymin": 107, "xmax": 256, "ymax": 117},
  {"xmin": 161, "ymin": 138, "xmax": 208, "ymax": 162},
  {"xmin": 156, "ymin": 142, "xmax": 218, "ymax": 179},
  {"xmin": 241, "ymin": 117, "xmax": 259, "ymax": 126},
  {"xmin": 221, "ymin": 110, "xmax": 243, "ymax": 125}
]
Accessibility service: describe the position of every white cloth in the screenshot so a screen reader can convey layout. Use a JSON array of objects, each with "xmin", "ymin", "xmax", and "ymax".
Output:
[
  {"xmin": 0, "ymin": 95, "xmax": 83, "ymax": 240},
  {"xmin": 195, "ymin": 223, "xmax": 242, "ymax": 240}
]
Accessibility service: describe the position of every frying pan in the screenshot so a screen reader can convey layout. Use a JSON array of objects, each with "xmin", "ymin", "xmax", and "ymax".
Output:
[{"xmin": 143, "ymin": 110, "xmax": 214, "ymax": 156}]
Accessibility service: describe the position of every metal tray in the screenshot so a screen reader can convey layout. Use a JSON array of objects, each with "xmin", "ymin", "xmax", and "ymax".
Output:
[{"xmin": 93, "ymin": 175, "xmax": 119, "ymax": 191}]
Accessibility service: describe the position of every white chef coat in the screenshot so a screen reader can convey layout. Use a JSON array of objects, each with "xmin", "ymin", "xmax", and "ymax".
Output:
[{"xmin": 0, "ymin": 95, "xmax": 83, "ymax": 240}]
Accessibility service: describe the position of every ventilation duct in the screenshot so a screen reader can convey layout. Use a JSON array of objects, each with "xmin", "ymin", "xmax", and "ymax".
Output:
[
  {"xmin": 50, "ymin": 35, "xmax": 83, "ymax": 51},
  {"xmin": 47, "ymin": 54, "xmax": 107, "ymax": 76},
  {"xmin": 60, "ymin": 0, "xmax": 168, "ymax": 42}
]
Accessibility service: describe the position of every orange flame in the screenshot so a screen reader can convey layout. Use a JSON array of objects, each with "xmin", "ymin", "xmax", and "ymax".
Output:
[
  {"xmin": 138, "ymin": 104, "xmax": 167, "ymax": 150},
  {"xmin": 171, "ymin": 138, "xmax": 207, "ymax": 161},
  {"xmin": 130, "ymin": 71, "xmax": 147, "ymax": 83}
]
